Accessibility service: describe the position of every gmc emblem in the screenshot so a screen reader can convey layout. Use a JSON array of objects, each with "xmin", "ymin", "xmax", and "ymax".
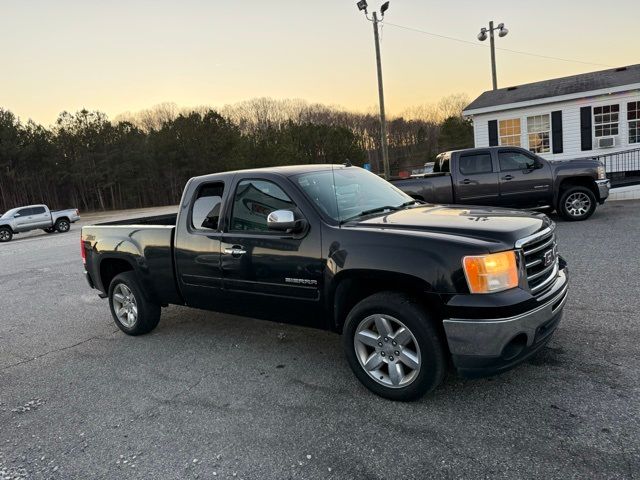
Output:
[{"xmin": 543, "ymin": 249, "xmax": 555, "ymax": 267}]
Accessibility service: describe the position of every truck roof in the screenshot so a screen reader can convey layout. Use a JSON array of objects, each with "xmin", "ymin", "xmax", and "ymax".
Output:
[
  {"xmin": 438, "ymin": 146, "xmax": 533, "ymax": 158},
  {"xmin": 191, "ymin": 164, "xmax": 351, "ymax": 181}
]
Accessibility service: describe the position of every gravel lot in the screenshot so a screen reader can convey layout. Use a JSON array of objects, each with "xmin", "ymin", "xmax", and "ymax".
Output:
[{"xmin": 1, "ymin": 202, "xmax": 639, "ymax": 479}]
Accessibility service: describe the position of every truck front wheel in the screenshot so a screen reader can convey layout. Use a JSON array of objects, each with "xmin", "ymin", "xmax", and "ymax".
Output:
[
  {"xmin": 343, "ymin": 292, "xmax": 446, "ymax": 401},
  {"xmin": 0, "ymin": 227, "xmax": 12, "ymax": 242},
  {"xmin": 558, "ymin": 186, "xmax": 596, "ymax": 221},
  {"xmin": 108, "ymin": 272, "xmax": 161, "ymax": 335}
]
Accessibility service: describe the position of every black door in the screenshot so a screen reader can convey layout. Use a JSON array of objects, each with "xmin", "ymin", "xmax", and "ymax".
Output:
[
  {"xmin": 221, "ymin": 178, "xmax": 323, "ymax": 326},
  {"xmin": 497, "ymin": 150, "xmax": 553, "ymax": 207},
  {"xmin": 454, "ymin": 151, "xmax": 500, "ymax": 205},
  {"xmin": 175, "ymin": 181, "xmax": 227, "ymax": 310}
]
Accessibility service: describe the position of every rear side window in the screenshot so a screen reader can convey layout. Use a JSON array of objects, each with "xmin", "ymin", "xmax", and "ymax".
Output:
[
  {"xmin": 434, "ymin": 155, "xmax": 450, "ymax": 173},
  {"xmin": 230, "ymin": 179, "xmax": 296, "ymax": 232},
  {"xmin": 459, "ymin": 153, "xmax": 493, "ymax": 175},
  {"xmin": 192, "ymin": 182, "xmax": 225, "ymax": 230},
  {"xmin": 31, "ymin": 207, "xmax": 46, "ymax": 215}
]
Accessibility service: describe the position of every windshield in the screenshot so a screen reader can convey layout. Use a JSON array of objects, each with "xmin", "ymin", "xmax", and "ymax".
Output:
[
  {"xmin": 1, "ymin": 208, "xmax": 17, "ymax": 219},
  {"xmin": 293, "ymin": 167, "xmax": 414, "ymax": 223}
]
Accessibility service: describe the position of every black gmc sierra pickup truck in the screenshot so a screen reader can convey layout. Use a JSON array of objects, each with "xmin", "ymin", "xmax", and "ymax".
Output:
[
  {"xmin": 393, "ymin": 146, "xmax": 610, "ymax": 221},
  {"xmin": 82, "ymin": 165, "xmax": 568, "ymax": 401}
]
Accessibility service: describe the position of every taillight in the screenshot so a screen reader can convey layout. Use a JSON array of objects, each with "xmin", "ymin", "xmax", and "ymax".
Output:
[
  {"xmin": 81, "ymin": 235, "xmax": 86, "ymax": 264},
  {"xmin": 76, "ymin": 209, "xmax": 79, "ymax": 216}
]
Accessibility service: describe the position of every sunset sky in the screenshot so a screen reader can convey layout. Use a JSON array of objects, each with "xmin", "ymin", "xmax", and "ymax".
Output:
[{"xmin": 1, "ymin": 0, "xmax": 637, "ymax": 125}]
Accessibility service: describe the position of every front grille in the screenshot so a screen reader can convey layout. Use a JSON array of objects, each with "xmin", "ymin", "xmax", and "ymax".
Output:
[{"xmin": 516, "ymin": 226, "xmax": 559, "ymax": 296}]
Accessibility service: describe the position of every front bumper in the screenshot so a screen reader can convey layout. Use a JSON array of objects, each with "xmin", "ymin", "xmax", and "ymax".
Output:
[
  {"xmin": 443, "ymin": 267, "xmax": 568, "ymax": 378},
  {"xmin": 596, "ymin": 179, "xmax": 610, "ymax": 203}
]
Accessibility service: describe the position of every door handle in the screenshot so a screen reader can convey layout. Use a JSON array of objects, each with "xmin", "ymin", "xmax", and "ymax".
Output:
[
  {"xmin": 502, "ymin": 175, "xmax": 514, "ymax": 180},
  {"xmin": 224, "ymin": 246, "xmax": 246, "ymax": 256},
  {"xmin": 462, "ymin": 179, "xmax": 472, "ymax": 185}
]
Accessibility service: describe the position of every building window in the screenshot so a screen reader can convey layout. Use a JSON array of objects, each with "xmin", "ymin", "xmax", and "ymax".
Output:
[
  {"xmin": 628, "ymin": 101, "xmax": 640, "ymax": 144},
  {"xmin": 498, "ymin": 118, "xmax": 521, "ymax": 146},
  {"xmin": 593, "ymin": 104, "xmax": 619, "ymax": 137},
  {"xmin": 526, "ymin": 114, "xmax": 550, "ymax": 153}
]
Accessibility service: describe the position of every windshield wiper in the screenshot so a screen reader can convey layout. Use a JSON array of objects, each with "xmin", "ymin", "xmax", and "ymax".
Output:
[
  {"xmin": 360, "ymin": 205, "xmax": 401, "ymax": 216},
  {"xmin": 399, "ymin": 199, "xmax": 426, "ymax": 207},
  {"xmin": 340, "ymin": 200, "xmax": 424, "ymax": 224},
  {"xmin": 340, "ymin": 206, "xmax": 398, "ymax": 224}
]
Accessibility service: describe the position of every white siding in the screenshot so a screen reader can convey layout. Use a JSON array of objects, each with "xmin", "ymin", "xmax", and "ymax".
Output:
[{"xmin": 470, "ymin": 88, "xmax": 640, "ymax": 163}]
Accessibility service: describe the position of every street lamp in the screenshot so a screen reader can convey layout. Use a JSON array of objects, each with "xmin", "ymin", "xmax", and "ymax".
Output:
[
  {"xmin": 356, "ymin": 1, "xmax": 391, "ymax": 180},
  {"xmin": 477, "ymin": 21, "xmax": 508, "ymax": 90}
]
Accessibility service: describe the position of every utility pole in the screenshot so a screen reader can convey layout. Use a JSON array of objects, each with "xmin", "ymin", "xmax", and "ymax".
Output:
[
  {"xmin": 372, "ymin": 11, "xmax": 390, "ymax": 179},
  {"xmin": 356, "ymin": 1, "xmax": 391, "ymax": 179},
  {"xmin": 489, "ymin": 21, "xmax": 497, "ymax": 90},
  {"xmin": 478, "ymin": 21, "xmax": 509, "ymax": 90}
]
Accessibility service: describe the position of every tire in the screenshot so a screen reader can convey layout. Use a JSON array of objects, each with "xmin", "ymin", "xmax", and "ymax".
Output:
[
  {"xmin": 0, "ymin": 227, "xmax": 12, "ymax": 243},
  {"xmin": 108, "ymin": 272, "xmax": 161, "ymax": 335},
  {"xmin": 342, "ymin": 291, "xmax": 446, "ymax": 401},
  {"xmin": 558, "ymin": 186, "xmax": 597, "ymax": 221},
  {"xmin": 54, "ymin": 218, "xmax": 71, "ymax": 233}
]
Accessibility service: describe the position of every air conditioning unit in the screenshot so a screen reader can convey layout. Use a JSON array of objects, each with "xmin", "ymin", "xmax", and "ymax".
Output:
[{"xmin": 597, "ymin": 136, "xmax": 616, "ymax": 148}]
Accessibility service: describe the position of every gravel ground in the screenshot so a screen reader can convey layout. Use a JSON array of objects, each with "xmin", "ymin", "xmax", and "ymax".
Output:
[{"xmin": 0, "ymin": 202, "xmax": 638, "ymax": 479}]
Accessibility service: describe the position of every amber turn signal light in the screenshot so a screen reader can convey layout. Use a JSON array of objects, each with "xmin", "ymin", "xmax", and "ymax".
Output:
[{"xmin": 463, "ymin": 251, "xmax": 519, "ymax": 294}]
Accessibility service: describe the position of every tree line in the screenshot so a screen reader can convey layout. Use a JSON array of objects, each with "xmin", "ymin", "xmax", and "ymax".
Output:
[{"xmin": 0, "ymin": 95, "xmax": 472, "ymax": 212}]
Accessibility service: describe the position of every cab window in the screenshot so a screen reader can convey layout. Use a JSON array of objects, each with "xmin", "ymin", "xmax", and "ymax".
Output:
[
  {"xmin": 16, "ymin": 208, "xmax": 32, "ymax": 217},
  {"xmin": 499, "ymin": 151, "xmax": 537, "ymax": 171},
  {"xmin": 230, "ymin": 180, "xmax": 296, "ymax": 232},
  {"xmin": 192, "ymin": 182, "xmax": 225, "ymax": 230},
  {"xmin": 31, "ymin": 207, "xmax": 46, "ymax": 215},
  {"xmin": 433, "ymin": 155, "xmax": 450, "ymax": 173},
  {"xmin": 459, "ymin": 153, "xmax": 493, "ymax": 175}
]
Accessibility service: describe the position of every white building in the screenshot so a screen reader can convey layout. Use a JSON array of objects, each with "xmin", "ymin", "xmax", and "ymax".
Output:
[{"xmin": 463, "ymin": 64, "xmax": 640, "ymax": 170}]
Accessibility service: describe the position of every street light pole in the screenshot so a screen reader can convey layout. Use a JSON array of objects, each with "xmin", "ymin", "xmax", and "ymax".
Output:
[
  {"xmin": 357, "ymin": 1, "xmax": 391, "ymax": 179},
  {"xmin": 489, "ymin": 20, "xmax": 497, "ymax": 91},
  {"xmin": 372, "ymin": 11, "xmax": 390, "ymax": 180},
  {"xmin": 478, "ymin": 21, "xmax": 508, "ymax": 90}
]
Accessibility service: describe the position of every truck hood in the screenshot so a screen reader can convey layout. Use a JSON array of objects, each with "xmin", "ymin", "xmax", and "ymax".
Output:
[
  {"xmin": 351, "ymin": 205, "xmax": 550, "ymax": 247},
  {"xmin": 548, "ymin": 156, "xmax": 601, "ymax": 170}
]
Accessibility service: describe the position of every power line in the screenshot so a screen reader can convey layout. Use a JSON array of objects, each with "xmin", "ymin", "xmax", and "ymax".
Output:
[{"xmin": 383, "ymin": 21, "xmax": 613, "ymax": 68}]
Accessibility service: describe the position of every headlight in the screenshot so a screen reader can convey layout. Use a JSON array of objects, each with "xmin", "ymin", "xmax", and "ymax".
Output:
[
  {"xmin": 463, "ymin": 251, "xmax": 519, "ymax": 294},
  {"xmin": 597, "ymin": 164, "xmax": 606, "ymax": 180}
]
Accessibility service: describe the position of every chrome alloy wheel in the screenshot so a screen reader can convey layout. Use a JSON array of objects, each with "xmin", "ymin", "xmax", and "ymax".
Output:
[
  {"xmin": 565, "ymin": 192, "xmax": 591, "ymax": 217},
  {"xmin": 57, "ymin": 220, "xmax": 70, "ymax": 232},
  {"xmin": 112, "ymin": 284, "xmax": 138, "ymax": 328},
  {"xmin": 353, "ymin": 314, "xmax": 421, "ymax": 388},
  {"xmin": 0, "ymin": 230, "xmax": 10, "ymax": 241}
]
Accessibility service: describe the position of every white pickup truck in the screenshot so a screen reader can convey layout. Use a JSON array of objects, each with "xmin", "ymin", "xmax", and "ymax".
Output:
[{"xmin": 0, "ymin": 204, "xmax": 80, "ymax": 242}]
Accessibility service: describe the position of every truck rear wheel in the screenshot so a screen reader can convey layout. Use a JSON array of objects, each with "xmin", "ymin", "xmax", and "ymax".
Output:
[
  {"xmin": 558, "ymin": 186, "xmax": 596, "ymax": 221},
  {"xmin": 342, "ymin": 292, "xmax": 446, "ymax": 401},
  {"xmin": 0, "ymin": 227, "xmax": 12, "ymax": 242},
  {"xmin": 108, "ymin": 272, "xmax": 161, "ymax": 335},
  {"xmin": 54, "ymin": 218, "xmax": 70, "ymax": 233}
]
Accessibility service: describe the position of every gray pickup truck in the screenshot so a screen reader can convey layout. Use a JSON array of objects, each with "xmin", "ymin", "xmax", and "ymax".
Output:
[
  {"xmin": 0, "ymin": 204, "xmax": 80, "ymax": 242},
  {"xmin": 393, "ymin": 146, "xmax": 610, "ymax": 221}
]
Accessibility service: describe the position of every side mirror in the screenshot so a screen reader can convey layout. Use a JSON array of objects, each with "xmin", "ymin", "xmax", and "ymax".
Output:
[
  {"xmin": 13, "ymin": 213, "xmax": 20, "ymax": 218},
  {"xmin": 267, "ymin": 210, "xmax": 305, "ymax": 233}
]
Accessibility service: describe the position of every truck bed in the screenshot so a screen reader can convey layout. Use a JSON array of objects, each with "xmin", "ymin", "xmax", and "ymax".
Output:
[
  {"xmin": 96, "ymin": 213, "xmax": 178, "ymax": 226},
  {"xmin": 392, "ymin": 174, "xmax": 454, "ymax": 204},
  {"xmin": 82, "ymin": 213, "xmax": 182, "ymax": 305}
]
